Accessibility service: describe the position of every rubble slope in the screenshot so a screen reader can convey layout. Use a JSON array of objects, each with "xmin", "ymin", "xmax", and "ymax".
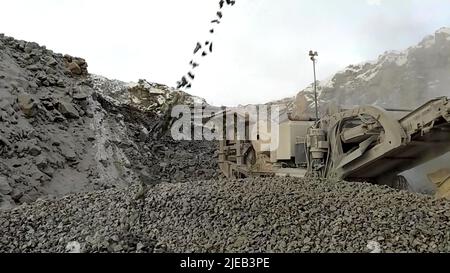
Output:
[{"xmin": 0, "ymin": 34, "xmax": 218, "ymax": 210}]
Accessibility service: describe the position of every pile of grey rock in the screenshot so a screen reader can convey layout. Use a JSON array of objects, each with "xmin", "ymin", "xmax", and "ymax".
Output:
[
  {"xmin": 1, "ymin": 177, "xmax": 449, "ymax": 253},
  {"xmin": 0, "ymin": 34, "xmax": 219, "ymax": 210},
  {"xmin": 0, "ymin": 34, "xmax": 97, "ymax": 209}
]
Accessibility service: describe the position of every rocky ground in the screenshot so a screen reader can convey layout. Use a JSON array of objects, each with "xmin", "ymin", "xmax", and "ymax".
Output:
[
  {"xmin": 1, "ymin": 177, "xmax": 450, "ymax": 253},
  {"xmin": 0, "ymin": 34, "xmax": 219, "ymax": 210}
]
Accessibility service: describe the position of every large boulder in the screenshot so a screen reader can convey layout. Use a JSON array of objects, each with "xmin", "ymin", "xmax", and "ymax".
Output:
[
  {"xmin": 64, "ymin": 55, "xmax": 88, "ymax": 76},
  {"xmin": 17, "ymin": 93, "xmax": 37, "ymax": 118},
  {"xmin": 58, "ymin": 101, "xmax": 79, "ymax": 119},
  {"xmin": 60, "ymin": 145, "xmax": 77, "ymax": 162},
  {"xmin": 72, "ymin": 88, "xmax": 90, "ymax": 100},
  {"xmin": 67, "ymin": 61, "xmax": 82, "ymax": 75}
]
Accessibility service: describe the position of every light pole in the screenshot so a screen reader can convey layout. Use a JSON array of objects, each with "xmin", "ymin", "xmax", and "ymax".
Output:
[{"xmin": 309, "ymin": 50, "xmax": 319, "ymax": 121}]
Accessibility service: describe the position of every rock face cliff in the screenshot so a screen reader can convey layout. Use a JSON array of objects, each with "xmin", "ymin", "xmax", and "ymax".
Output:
[
  {"xmin": 0, "ymin": 34, "xmax": 218, "ymax": 210},
  {"xmin": 283, "ymin": 27, "xmax": 450, "ymax": 119}
]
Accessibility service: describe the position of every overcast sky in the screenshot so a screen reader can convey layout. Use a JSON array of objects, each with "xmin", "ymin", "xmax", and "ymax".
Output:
[{"xmin": 2, "ymin": 0, "xmax": 450, "ymax": 106}]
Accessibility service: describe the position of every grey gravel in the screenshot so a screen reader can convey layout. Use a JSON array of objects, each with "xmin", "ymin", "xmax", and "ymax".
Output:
[{"xmin": 1, "ymin": 178, "xmax": 450, "ymax": 253}]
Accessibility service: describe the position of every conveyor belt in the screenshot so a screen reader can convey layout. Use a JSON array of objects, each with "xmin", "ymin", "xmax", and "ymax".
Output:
[{"xmin": 343, "ymin": 97, "xmax": 450, "ymax": 179}]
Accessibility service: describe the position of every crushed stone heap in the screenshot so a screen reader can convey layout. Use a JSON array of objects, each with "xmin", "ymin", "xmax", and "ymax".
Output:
[{"xmin": 1, "ymin": 177, "xmax": 449, "ymax": 253}]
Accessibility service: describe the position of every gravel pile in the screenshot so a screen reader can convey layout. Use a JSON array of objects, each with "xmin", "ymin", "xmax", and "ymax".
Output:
[
  {"xmin": 0, "ymin": 33, "xmax": 219, "ymax": 209},
  {"xmin": 0, "ymin": 33, "xmax": 98, "ymax": 208},
  {"xmin": 1, "ymin": 177, "xmax": 450, "ymax": 253}
]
